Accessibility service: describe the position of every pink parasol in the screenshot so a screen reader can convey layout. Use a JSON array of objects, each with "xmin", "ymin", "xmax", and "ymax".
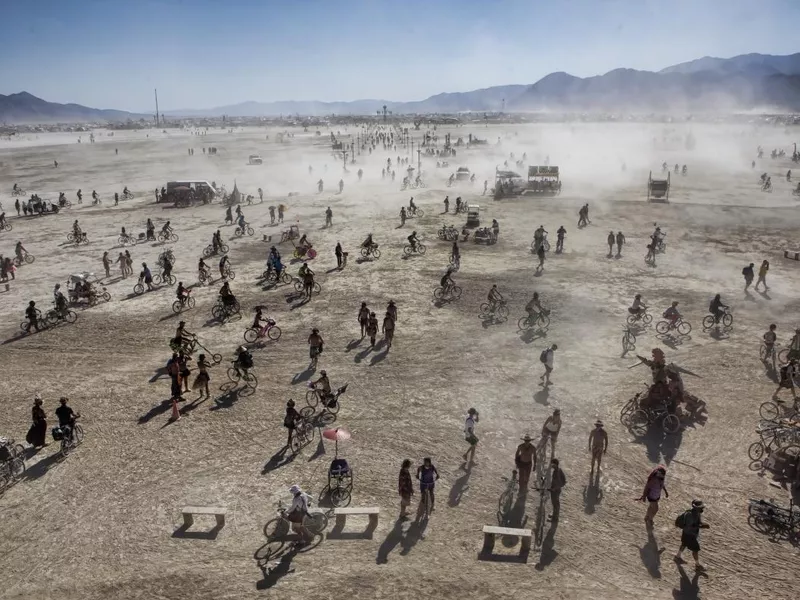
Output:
[{"xmin": 322, "ymin": 427, "xmax": 351, "ymax": 455}]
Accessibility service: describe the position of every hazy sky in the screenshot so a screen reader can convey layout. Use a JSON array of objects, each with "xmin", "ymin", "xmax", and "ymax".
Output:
[{"xmin": 1, "ymin": 0, "xmax": 797, "ymax": 112}]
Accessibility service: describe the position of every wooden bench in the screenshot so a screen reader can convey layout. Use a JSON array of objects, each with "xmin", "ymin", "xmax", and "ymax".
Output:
[
  {"xmin": 481, "ymin": 525, "xmax": 533, "ymax": 555},
  {"xmin": 333, "ymin": 506, "xmax": 379, "ymax": 530},
  {"xmin": 182, "ymin": 506, "xmax": 227, "ymax": 529}
]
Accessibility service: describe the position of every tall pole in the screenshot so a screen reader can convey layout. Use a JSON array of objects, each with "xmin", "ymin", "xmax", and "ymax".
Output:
[
  {"xmin": 417, "ymin": 148, "xmax": 421, "ymax": 173},
  {"xmin": 154, "ymin": 88, "xmax": 160, "ymax": 126}
]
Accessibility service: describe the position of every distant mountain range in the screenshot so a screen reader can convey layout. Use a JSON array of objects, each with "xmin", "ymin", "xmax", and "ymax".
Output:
[{"xmin": 3, "ymin": 52, "xmax": 800, "ymax": 123}]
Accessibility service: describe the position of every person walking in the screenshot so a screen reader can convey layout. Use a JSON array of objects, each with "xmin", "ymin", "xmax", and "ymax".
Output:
[
  {"xmin": 640, "ymin": 465, "xmax": 668, "ymax": 528},
  {"xmin": 398, "ymin": 459, "xmax": 414, "ymax": 519},
  {"xmin": 335, "ymin": 242, "xmax": 343, "ymax": 269},
  {"xmin": 192, "ymin": 354, "xmax": 211, "ymax": 399},
  {"xmin": 358, "ymin": 302, "xmax": 370, "ymax": 338},
  {"xmin": 536, "ymin": 243, "xmax": 546, "ymax": 271},
  {"xmin": 607, "ymin": 231, "xmax": 615, "ymax": 256},
  {"xmin": 755, "ymin": 260, "xmax": 769, "ymax": 291},
  {"xmin": 742, "ymin": 262, "xmax": 755, "ymax": 291},
  {"xmin": 549, "ymin": 458, "xmax": 567, "ymax": 522},
  {"xmin": 515, "ymin": 434, "xmax": 537, "ymax": 492},
  {"xmin": 443, "ymin": 196, "xmax": 449, "ymax": 213},
  {"xmin": 366, "ymin": 312, "xmax": 378, "ymax": 347},
  {"xmin": 117, "ymin": 252, "xmax": 127, "ymax": 278},
  {"xmin": 102, "ymin": 252, "xmax": 111, "ymax": 279},
  {"xmin": 540, "ymin": 344, "xmax": 557, "ymax": 386},
  {"xmin": 589, "ymin": 420, "xmax": 608, "ymax": 475},
  {"xmin": 382, "ymin": 311, "xmax": 395, "ymax": 350},
  {"xmin": 541, "ymin": 409, "xmax": 562, "ymax": 457},
  {"xmin": 675, "ymin": 500, "xmax": 709, "ymax": 570},
  {"xmin": 463, "ymin": 408, "xmax": 479, "ymax": 462},
  {"xmin": 27, "ymin": 395, "xmax": 48, "ymax": 449},
  {"xmin": 773, "ymin": 359, "xmax": 798, "ymax": 400},
  {"xmin": 616, "ymin": 231, "xmax": 625, "ymax": 256}
]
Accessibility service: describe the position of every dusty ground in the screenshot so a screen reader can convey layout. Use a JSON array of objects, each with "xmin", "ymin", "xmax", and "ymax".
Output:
[{"xmin": 1, "ymin": 123, "xmax": 799, "ymax": 600}]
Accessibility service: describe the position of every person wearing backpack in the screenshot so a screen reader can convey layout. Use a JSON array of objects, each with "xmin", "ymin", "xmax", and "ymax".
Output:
[
  {"xmin": 675, "ymin": 500, "xmax": 709, "ymax": 570},
  {"xmin": 540, "ymin": 344, "xmax": 558, "ymax": 386},
  {"xmin": 773, "ymin": 359, "xmax": 798, "ymax": 400}
]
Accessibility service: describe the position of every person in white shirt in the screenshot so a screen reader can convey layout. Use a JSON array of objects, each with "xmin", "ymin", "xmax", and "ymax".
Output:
[
  {"xmin": 540, "ymin": 344, "xmax": 558, "ymax": 386},
  {"xmin": 463, "ymin": 408, "xmax": 479, "ymax": 462},
  {"xmin": 287, "ymin": 484, "xmax": 310, "ymax": 543}
]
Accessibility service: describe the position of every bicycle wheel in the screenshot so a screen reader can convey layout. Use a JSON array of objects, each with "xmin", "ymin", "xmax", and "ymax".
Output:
[
  {"xmin": 543, "ymin": 240, "xmax": 550, "ymax": 252},
  {"xmin": 628, "ymin": 409, "xmax": 649, "ymax": 437},
  {"xmin": 221, "ymin": 244, "xmax": 229, "ymax": 253},
  {"xmin": 497, "ymin": 304, "xmax": 509, "ymax": 319},
  {"xmin": 626, "ymin": 314, "xmax": 639, "ymax": 325},
  {"xmin": 306, "ymin": 389, "xmax": 319, "ymax": 408},
  {"xmin": 152, "ymin": 274, "xmax": 162, "ymax": 285},
  {"xmin": 226, "ymin": 271, "xmax": 236, "ymax": 281},
  {"xmin": 537, "ymin": 314, "xmax": 550, "ymax": 329},
  {"xmin": 722, "ymin": 313, "xmax": 733, "ymax": 327},
  {"xmin": 433, "ymin": 287, "xmax": 444, "ymax": 300},
  {"xmin": 451, "ymin": 285, "xmax": 462, "ymax": 299},
  {"xmin": 372, "ymin": 248, "xmax": 381, "ymax": 259},
  {"xmin": 655, "ymin": 321, "xmax": 669, "ymax": 334},
  {"xmin": 479, "ymin": 303, "xmax": 490, "ymax": 317},
  {"xmin": 759, "ymin": 401, "xmax": 779, "ymax": 421},
  {"xmin": 67, "ymin": 233, "xmax": 75, "ymax": 242},
  {"xmin": 264, "ymin": 517, "xmax": 290, "ymax": 540},
  {"xmin": 294, "ymin": 280, "xmax": 304, "ymax": 292},
  {"xmin": 662, "ymin": 414, "xmax": 680, "ymax": 434},
  {"xmin": 246, "ymin": 227, "xmax": 254, "ymax": 236},
  {"xmin": 330, "ymin": 487, "xmax": 352, "ymax": 508},
  {"xmin": 226, "ymin": 367, "xmax": 240, "ymax": 383},
  {"xmin": 172, "ymin": 300, "xmax": 182, "ymax": 314},
  {"xmin": 211, "ymin": 305, "xmax": 222, "ymax": 319},
  {"xmin": 133, "ymin": 283, "xmax": 144, "ymax": 295},
  {"xmin": 518, "ymin": 316, "xmax": 532, "ymax": 331},
  {"xmin": 312, "ymin": 282, "xmax": 321, "ymax": 294},
  {"xmin": 73, "ymin": 424, "xmax": 84, "ymax": 444},
  {"xmin": 360, "ymin": 247, "xmax": 369, "ymax": 258},
  {"xmin": 677, "ymin": 321, "xmax": 692, "ymax": 335},
  {"xmin": 759, "ymin": 345, "xmax": 768, "ymax": 360},
  {"xmin": 702, "ymin": 315, "xmax": 715, "ymax": 330},
  {"xmin": 9, "ymin": 457, "xmax": 25, "ymax": 479},
  {"xmin": 641, "ymin": 313, "xmax": 652, "ymax": 325},
  {"xmin": 778, "ymin": 349, "xmax": 790, "ymax": 364},
  {"xmin": 267, "ymin": 325, "xmax": 281, "ymax": 341},
  {"xmin": 244, "ymin": 328, "xmax": 259, "ymax": 343},
  {"xmin": 748, "ymin": 441, "xmax": 766, "ymax": 461},
  {"xmin": 417, "ymin": 244, "xmax": 426, "ymax": 255},
  {"xmin": 243, "ymin": 372, "xmax": 258, "ymax": 389},
  {"xmin": 171, "ymin": 233, "xmax": 179, "ymax": 242},
  {"xmin": 65, "ymin": 311, "xmax": 78, "ymax": 324},
  {"xmin": 403, "ymin": 245, "xmax": 413, "ymax": 256},
  {"xmin": 305, "ymin": 511, "xmax": 329, "ymax": 534},
  {"xmin": 203, "ymin": 245, "xmax": 213, "ymax": 258}
]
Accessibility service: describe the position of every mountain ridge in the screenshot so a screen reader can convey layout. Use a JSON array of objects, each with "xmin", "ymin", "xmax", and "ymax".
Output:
[{"xmin": 3, "ymin": 52, "xmax": 800, "ymax": 123}]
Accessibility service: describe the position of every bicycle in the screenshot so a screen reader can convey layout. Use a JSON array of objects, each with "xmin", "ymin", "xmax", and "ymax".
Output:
[
  {"xmin": 758, "ymin": 397, "xmax": 800, "ymax": 422},
  {"xmin": 220, "ymin": 266, "xmax": 236, "ymax": 281},
  {"xmin": 748, "ymin": 422, "xmax": 799, "ymax": 461},
  {"xmin": 0, "ymin": 455, "xmax": 25, "ymax": 492},
  {"xmin": 122, "ymin": 191, "xmax": 134, "ymax": 200},
  {"xmin": 433, "ymin": 283, "xmax": 462, "ymax": 301},
  {"xmin": 234, "ymin": 223, "xmax": 254, "ymax": 237},
  {"xmin": 403, "ymin": 243, "xmax": 427, "ymax": 256},
  {"xmin": 626, "ymin": 309, "xmax": 652, "ymax": 326},
  {"xmin": 212, "ymin": 299, "xmax": 241, "ymax": 321},
  {"xmin": 419, "ymin": 485, "xmax": 434, "ymax": 521},
  {"xmin": 530, "ymin": 238, "xmax": 551, "ymax": 253},
  {"xmin": 118, "ymin": 234, "xmax": 138, "ymax": 247},
  {"xmin": 0, "ymin": 222, "xmax": 13, "ymax": 232},
  {"xmin": 480, "ymin": 299, "xmax": 509, "ymax": 321},
  {"xmin": 227, "ymin": 362, "xmax": 258, "ymax": 390},
  {"xmin": 449, "ymin": 253, "xmax": 460, "ymax": 270},
  {"xmin": 157, "ymin": 231, "xmax": 179, "ymax": 243},
  {"xmin": 244, "ymin": 318, "xmax": 282, "ymax": 342},
  {"xmin": 624, "ymin": 401, "xmax": 680, "ymax": 435},
  {"xmin": 532, "ymin": 474, "xmax": 550, "ymax": 549},
  {"xmin": 748, "ymin": 497, "xmax": 800, "ymax": 541},
  {"xmin": 155, "ymin": 272, "xmax": 176, "ymax": 286},
  {"xmin": 289, "ymin": 416, "xmax": 316, "ymax": 455},
  {"xmin": 172, "ymin": 290, "xmax": 196, "ymax": 314},
  {"xmin": 45, "ymin": 308, "xmax": 78, "ymax": 327},
  {"xmin": 360, "ymin": 245, "xmax": 381, "ymax": 260},
  {"xmin": 497, "ymin": 469, "xmax": 519, "ymax": 524},
  {"xmin": 408, "ymin": 206, "xmax": 425, "ymax": 217},
  {"xmin": 517, "ymin": 310, "xmax": 550, "ymax": 331},
  {"xmin": 702, "ymin": 307, "xmax": 733, "ymax": 330},
  {"xmin": 655, "ymin": 318, "xmax": 692, "ymax": 336},
  {"xmin": 203, "ymin": 243, "xmax": 229, "ymax": 258},
  {"xmin": 622, "ymin": 326, "xmax": 636, "ymax": 352},
  {"xmin": 264, "ymin": 497, "xmax": 329, "ymax": 540},
  {"xmin": 198, "ymin": 268, "xmax": 211, "ymax": 285},
  {"xmin": 13, "ymin": 252, "xmax": 35, "ymax": 267},
  {"xmin": 293, "ymin": 279, "xmax": 321, "ymax": 295},
  {"xmin": 58, "ymin": 420, "xmax": 84, "ymax": 458}
]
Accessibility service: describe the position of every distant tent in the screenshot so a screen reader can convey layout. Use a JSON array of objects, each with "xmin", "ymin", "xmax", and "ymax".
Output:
[{"xmin": 229, "ymin": 182, "xmax": 242, "ymax": 205}]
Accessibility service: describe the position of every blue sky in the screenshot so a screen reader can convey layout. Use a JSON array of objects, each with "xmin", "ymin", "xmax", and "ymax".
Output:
[{"xmin": 0, "ymin": 0, "xmax": 797, "ymax": 112}]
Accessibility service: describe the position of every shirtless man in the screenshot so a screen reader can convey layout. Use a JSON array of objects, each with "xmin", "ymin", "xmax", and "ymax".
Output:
[
  {"xmin": 589, "ymin": 420, "xmax": 609, "ymax": 475},
  {"xmin": 515, "ymin": 434, "xmax": 537, "ymax": 492}
]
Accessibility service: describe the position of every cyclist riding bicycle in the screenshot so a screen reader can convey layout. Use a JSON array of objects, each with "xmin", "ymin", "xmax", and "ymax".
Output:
[
  {"xmin": 161, "ymin": 221, "xmax": 172, "ymax": 236},
  {"xmin": 487, "ymin": 284, "xmax": 503, "ymax": 311},
  {"xmin": 534, "ymin": 225, "xmax": 547, "ymax": 248},
  {"xmin": 361, "ymin": 233, "xmax": 376, "ymax": 250},
  {"xmin": 630, "ymin": 294, "xmax": 647, "ymax": 316},
  {"xmin": 92, "ymin": 190, "xmax": 99, "ymax": 202},
  {"xmin": 408, "ymin": 231, "xmax": 419, "ymax": 251},
  {"xmin": 312, "ymin": 370, "xmax": 332, "ymax": 401},
  {"xmin": 234, "ymin": 345, "xmax": 253, "ymax": 378},
  {"xmin": 174, "ymin": 321, "xmax": 195, "ymax": 350},
  {"xmin": 440, "ymin": 267, "xmax": 455, "ymax": 293},
  {"xmin": 237, "ymin": 213, "xmax": 247, "ymax": 231},
  {"xmin": 788, "ymin": 328, "xmax": 800, "ymax": 361},
  {"xmin": 308, "ymin": 328, "xmax": 324, "ymax": 360},
  {"xmin": 198, "ymin": 258, "xmax": 210, "ymax": 281},
  {"xmin": 526, "ymin": 292, "xmax": 543, "ymax": 320},
  {"xmin": 763, "ymin": 324, "xmax": 777, "ymax": 359},
  {"xmin": 663, "ymin": 301, "xmax": 681, "ymax": 327},
  {"xmin": 15, "ymin": 241, "xmax": 27, "ymax": 263},
  {"xmin": 409, "ymin": 197, "xmax": 417, "ymax": 214},
  {"xmin": 219, "ymin": 255, "xmax": 230, "ymax": 279},
  {"xmin": 123, "ymin": 186, "xmax": 130, "ymax": 196},
  {"xmin": 709, "ymin": 294, "xmax": 728, "ymax": 323},
  {"xmin": 176, "ymin": 282, "xmax": 188, "ymax": 306},
  {"xmin": 286, "ymin": 484, "xmax": 311, "ymax": 543},
  {"xmin": 219, "ymin": 281, "xmax": 236, "ymax": 307}
]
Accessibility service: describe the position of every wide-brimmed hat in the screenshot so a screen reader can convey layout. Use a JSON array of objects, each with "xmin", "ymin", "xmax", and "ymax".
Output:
[
  {"xmin": 595, "ymin": 420, "xmax": 603, "ymax": 427},
  {"xmin": 692, "ymin": 499, "xmax": 705, "ymax": 509},
  {"xmin": 521, "ymin": 434, "xmax": 533, "ymax": 442},
  {"xmin": 289, "ymin": 484, "xmax": 301, "ymax": 495}
]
